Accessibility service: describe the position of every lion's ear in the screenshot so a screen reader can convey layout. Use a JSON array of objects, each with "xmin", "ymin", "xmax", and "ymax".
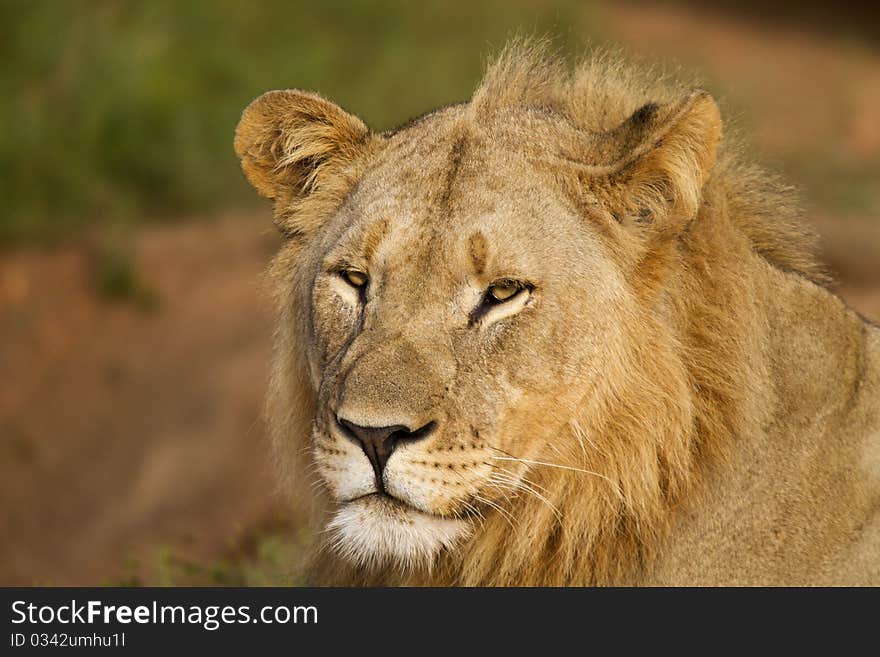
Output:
[
  {"xmin": 607, "ymin": 89, "xmax": 721, "ymax": 231},
  {"xmin": 234, "ymin": 89, "xmax": 370, "ymax": 206}
]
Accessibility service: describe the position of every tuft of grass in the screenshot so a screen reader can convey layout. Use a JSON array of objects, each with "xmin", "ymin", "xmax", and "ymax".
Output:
[{"xmin": 92, "ymin": 240, "xmax": 159, "ymax": 309}]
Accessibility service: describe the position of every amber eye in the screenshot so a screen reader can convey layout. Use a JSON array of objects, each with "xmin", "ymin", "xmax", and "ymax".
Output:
[
  {"xmin": 470, "ymin": 278, "xmax": 532, "ymax": 327},
  {"xmin": 487, "ymin": 280, "xmax": 522, "ymax": 303},
  {"xmin": 341, "ymin": 269, "xmax": 368, "ymax": 289}
]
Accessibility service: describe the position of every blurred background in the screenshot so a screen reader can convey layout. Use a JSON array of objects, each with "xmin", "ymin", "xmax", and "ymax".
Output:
[{"xmin": 1, "ymin": 0, "xmax": 878, "ymax": 585}]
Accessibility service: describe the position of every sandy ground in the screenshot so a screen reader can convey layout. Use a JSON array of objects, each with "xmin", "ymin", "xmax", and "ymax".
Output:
[
  {"xmin": 0, "ymin": 218, "xmax": 284, "ymax": 584},
  {"xmin": 1, "ymin": 4, "xmax": 878, "ymax": 585}
]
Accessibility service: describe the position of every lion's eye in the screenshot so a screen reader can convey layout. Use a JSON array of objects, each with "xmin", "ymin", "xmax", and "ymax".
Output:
[
  {"xmin": 341, "ymin": 269, "xmax": 368, "ymax": 289},
  {"xmin": 471, "ymin": 279, "xmax": 532, "ymax": 327},
  {"xmin": 488, "ymin": 282, "xmax": 521, "ymax": 302}
]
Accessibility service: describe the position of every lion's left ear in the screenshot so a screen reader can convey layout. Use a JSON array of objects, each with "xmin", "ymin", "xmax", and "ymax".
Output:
[
  {"xmin": 606, "ymin": 89, "xmax": 721, "ymax": 231},
  {"xmin": 234, "ymin": 90, "xmax": 371, "ymax": 234}
]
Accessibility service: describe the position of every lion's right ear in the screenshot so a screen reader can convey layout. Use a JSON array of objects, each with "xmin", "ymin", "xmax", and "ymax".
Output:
[{"xmin": 234, "ymin": 90, "xmax": 371, "ymax": 221}]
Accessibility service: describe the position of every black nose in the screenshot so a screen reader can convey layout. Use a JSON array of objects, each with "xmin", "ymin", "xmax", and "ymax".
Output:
[{"xmin": 336, "ymin": 417, "xmax": 436, "ymax": 490}]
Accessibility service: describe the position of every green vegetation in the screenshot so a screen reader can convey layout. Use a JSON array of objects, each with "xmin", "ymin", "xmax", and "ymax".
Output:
[
  {"xmin": 106, "ymin": 514, "xmax": 313, "ymax": 587},
  {"xmin": 93, "ymin": 240, "xmax": 159, "ymax": 309},
  {"xmin": 0, "ymin": 0, "xmax": 602, "ymax": 245}
]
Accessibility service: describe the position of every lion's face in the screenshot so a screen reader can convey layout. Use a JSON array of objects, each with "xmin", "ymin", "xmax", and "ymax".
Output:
[
  {"xmin": 235, "ymin": 81, "xmax": 720, "ymax": 571},
  {"xmin": 303, "ymin": 116, "xmax": 633, "ymax": 568}
]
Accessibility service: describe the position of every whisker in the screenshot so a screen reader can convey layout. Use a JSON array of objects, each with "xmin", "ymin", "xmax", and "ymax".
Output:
[
  {"xmin": 571, "ymin": 418, "xmax": 604, "ymax": 457},
  {"xmin": 243, "ymin": 414, "xmax": 263, "ymax": 440},
  {"xmin": 490, "ymin": 466, "xmax": 554, "ymax": 497},
  {"xmin": 439, "ymin": 466, "xmax": 481, "ymax": 518},
  {"xmin": 488, "ymin": 473, "xmax": 562, "ymax": 520},
  {"xmin": 481, "ymin": 478, "xmax": 520, "ymax": 506},
  {"xmin": 482, "ymin": 478, "xmax": 559, "ymax": 528},
  {"xmin": 545, "ymin": 440, "xmax": 568, "ymax": 462},
  {"xmin": 472, "ymin": 491, "xmax": 517, "ymax": 529},
  {"xmin": 444, "ymin": 468, "xmax": 487, "ymax": 528},
  {"xmin": 489, "ymin": 453, "xmax": 623, "ymax": 501},
  {"xmin": 456, "ymin": 499, "xmax": 486, "ymax": 530},
  {"xmin": 569, "ymin": 419, "xmax": 589, "ymax": 465}
]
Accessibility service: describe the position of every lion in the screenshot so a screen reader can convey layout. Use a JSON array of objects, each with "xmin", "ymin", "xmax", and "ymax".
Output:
[{"xmin": 234, "ymin": 43, "xmax": 879, "ymax": 585}]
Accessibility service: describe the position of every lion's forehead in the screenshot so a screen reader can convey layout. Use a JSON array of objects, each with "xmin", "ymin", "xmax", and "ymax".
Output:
[{"xmin": 335, "ymin": 147, "xmax": 590, "ymax": 278}]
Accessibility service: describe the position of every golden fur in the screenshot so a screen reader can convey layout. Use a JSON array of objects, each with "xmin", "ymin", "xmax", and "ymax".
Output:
[{"xmin": 235, "ymin": 42, "xmax": 879, "ymax": 585}]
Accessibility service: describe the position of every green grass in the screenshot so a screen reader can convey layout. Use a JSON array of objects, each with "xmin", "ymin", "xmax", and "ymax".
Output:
[
  {"xmin": 93, "ymin": 240, "xmax": 159, "ymax": 309},
  {"xmin": 0, "ymin": 0, "xmax": 604, "ymax": 245},
  {"xmin": 106, "ymin": 513, "xmax": 314, "ymax": 587}
]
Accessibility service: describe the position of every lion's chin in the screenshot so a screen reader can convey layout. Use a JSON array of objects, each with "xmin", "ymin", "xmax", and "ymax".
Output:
[{"xmin": 326, "ymin": 495, "xmax": 469, "ymax": 571}]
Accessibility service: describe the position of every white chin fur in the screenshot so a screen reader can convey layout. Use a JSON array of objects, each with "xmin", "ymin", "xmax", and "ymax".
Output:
[{"xmin": 326, "ymin": 496, "xmax": 469, "ymax": 572}]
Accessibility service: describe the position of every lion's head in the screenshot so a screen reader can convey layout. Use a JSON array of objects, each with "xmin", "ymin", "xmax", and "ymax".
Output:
[{"xmin": 235, "ymin": 44, "xmax": 825, "ymax": 584}]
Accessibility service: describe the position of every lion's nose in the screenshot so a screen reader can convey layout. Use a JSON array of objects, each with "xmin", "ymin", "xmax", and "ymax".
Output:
[{"xmin": 336, "ymin": 417, "xmax": 436, "ymax": 490}]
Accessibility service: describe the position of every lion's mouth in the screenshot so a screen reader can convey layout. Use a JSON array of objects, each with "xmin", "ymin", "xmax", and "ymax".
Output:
[
  {"xmin": 345, "ymin": 490, "xmax": 397, "ymax": 503},
  {"xmin": 342, "ymin": 491, "xmax": 410, "ymax": 510},
  {"xmin": 342, "ymin": 491, "xmax": 440, "ymax": 519},
  {"xmin": 327, "ymin": 492, "xmax": 471, "ymax": 569}
]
